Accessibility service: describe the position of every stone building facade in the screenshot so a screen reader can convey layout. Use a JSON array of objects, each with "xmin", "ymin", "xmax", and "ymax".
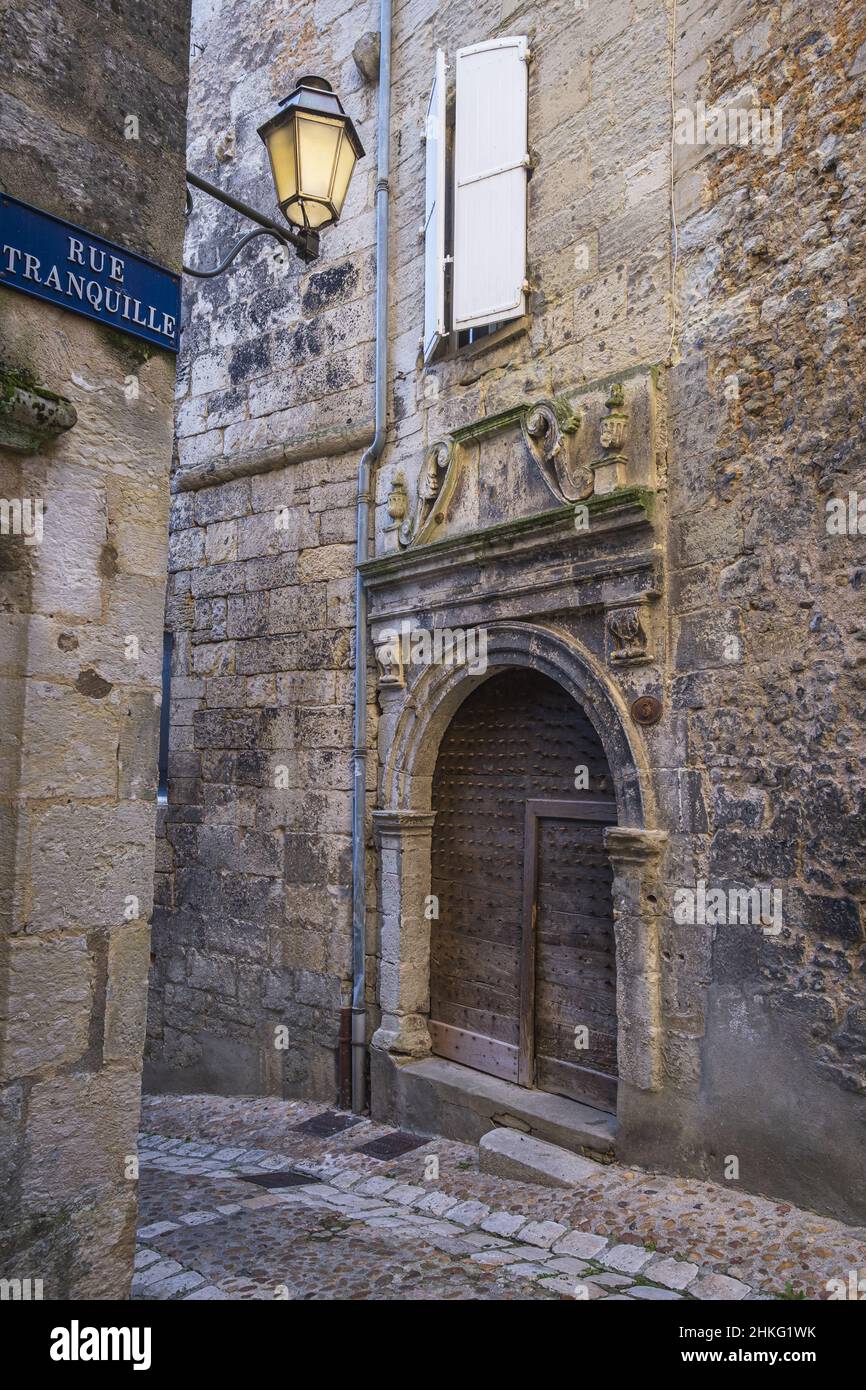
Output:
[
  {"xmin": 0, "ymin": 1, "xmax": 191, "ymax": 1297},
  {"xmin": 151, "ymin": 0, "xmax": 866, "ymax": 1224}
]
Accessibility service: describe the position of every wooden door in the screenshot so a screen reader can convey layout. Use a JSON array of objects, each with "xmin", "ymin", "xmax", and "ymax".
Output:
[
  {"xmin": 521, "ymin": 800, "xmax": 618, "ymax": 1112},
  {"xmin": 429, "ymin": 670, "xmax": 617, "ymax": 1108}
]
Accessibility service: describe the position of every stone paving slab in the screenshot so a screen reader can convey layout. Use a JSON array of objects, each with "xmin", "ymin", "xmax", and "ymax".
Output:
[
  {"xmin": 136, "ymin": 1094, "xmax": 866, "ymax": 1301},
  {"xmin": 602, "ymin": 1243, "xmax": 655, "ymax": 1275}
]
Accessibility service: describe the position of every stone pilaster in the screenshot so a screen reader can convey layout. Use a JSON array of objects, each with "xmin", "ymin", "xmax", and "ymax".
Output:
[
  {"xmin": 370, "ymin": 809, "xmax": 437, "ymax": 1058},
  {"xmin": 604, "ymin": 827, "xmax": 669, "ymax": 1093}
]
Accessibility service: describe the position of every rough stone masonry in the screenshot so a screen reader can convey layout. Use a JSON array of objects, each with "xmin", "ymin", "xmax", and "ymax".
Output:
[
  {"xmin": 146, "ymin": 0, "xmax": 379, "ymax": 1104},
  {"xmin": 0, "ymin": 0, "xmax": 192, "ymax": 1298},
  {"xmin": 151, "ymin": 0, "xmax": 866, "ymax": 1226}
]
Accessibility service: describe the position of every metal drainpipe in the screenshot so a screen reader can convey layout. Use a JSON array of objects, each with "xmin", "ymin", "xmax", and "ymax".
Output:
[{"xmin": 351, "ymin": 0, "xmax": 392, "ymax": 1114}]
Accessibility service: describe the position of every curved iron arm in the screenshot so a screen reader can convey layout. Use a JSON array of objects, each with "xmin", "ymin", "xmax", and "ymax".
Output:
[
  {"xmin": 183, "ymin": 225, "xmax": 290, "ymax": 279},
  {"xmin": 184, "ymin": 169, "xmax": 320, "ymax": 270}
]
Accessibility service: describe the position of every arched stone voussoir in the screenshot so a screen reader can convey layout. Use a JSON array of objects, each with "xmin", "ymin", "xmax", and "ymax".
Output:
[{"xmin": 380, "ymin": 621, "xmax": 650, "ymax": 827}]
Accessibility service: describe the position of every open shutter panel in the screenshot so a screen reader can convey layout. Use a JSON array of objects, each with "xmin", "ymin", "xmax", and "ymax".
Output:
[
  {"xmin": 423, "ymin": 49, "xmax": 447, "ymax": 363},
  {"xmin": 453, "ymin": 36, "xmax": 529, "ymax": 332}
]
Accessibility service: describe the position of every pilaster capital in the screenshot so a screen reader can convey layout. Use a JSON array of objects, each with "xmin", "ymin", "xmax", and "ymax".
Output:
[
  {"xmin": 373, "ymin": 809, "xmax": 437, "ymax": 845},
  {"xmin": 604, "ymin": 826, "xmax": 668, "ymax": 866}
]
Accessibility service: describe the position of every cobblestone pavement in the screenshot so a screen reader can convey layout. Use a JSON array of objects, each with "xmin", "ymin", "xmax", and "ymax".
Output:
[{"xmin": 135, "ymin": 1095, "xmax": 866, "ymax": 1301}]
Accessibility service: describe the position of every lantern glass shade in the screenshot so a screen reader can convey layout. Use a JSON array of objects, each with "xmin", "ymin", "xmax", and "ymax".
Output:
[{"xmin": 258, "ymin": 78, "xmax": 364, "ymax": 232}]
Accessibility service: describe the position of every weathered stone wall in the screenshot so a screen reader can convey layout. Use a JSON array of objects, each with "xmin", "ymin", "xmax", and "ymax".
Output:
[
  {"xmin": 145, "ymin": 0, "xmax": 379, "ymax": 1100},
  {"xmin": 0, "ymin": 0, "xmax": 190, "ymax": 1298},
  {"xmin": 367, "ymin": 0, "xmax": 866, "ymax": 1223},
  {"xmin": 147, "ymin": 462, "xmax": 366, "ymax": 1099},
  {"xmin": 648, "ymin": 0, "xmax": 866, "ymax": 1220},
  {"xmin": 377, "ymin": 0, "xmax": 672, "ymax": 547}
]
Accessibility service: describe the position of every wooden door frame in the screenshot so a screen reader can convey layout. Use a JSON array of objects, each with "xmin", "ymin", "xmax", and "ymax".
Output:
[{"xmin": 518, "ymin": 796, "xmax": 617, "ymax": 1089}]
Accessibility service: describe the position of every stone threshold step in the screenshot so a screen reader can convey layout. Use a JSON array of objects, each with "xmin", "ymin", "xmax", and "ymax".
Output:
[
  {"xmin": 398, "ymin": 1056, "xmax": 616, "ymax": 1161},
  {"xmin": 480, "ymin": 1126, "xmax": 604, "ymax": 1188}
]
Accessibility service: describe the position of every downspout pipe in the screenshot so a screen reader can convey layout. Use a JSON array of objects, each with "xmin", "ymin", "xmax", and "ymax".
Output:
[{"xmin": 351, "ymin": 0, "xmax": 392, "ymax": 1113}]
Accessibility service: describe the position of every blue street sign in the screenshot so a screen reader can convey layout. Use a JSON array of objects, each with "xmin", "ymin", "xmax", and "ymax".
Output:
[{"xmin": 0, "ymin": 195, "xmax": 181, "ymax": 352}]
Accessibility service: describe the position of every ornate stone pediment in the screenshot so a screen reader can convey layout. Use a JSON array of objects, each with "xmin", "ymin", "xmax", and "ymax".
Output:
[{"xmin": 391, "ymin": 365, "xmax": 665, "ymax": 551}]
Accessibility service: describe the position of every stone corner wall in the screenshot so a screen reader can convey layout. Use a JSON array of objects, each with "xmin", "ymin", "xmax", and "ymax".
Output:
[{"xmin": 0, "ymin": 0, "xmax": 191, "ymax": 1298}]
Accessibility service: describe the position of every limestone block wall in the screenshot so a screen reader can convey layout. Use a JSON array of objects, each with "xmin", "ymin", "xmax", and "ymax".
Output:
[
  {"xmin": 0, "ymin": 0, "xmax": 191, "ymax": 1299},
  {"xmin": 173, "ymin": 0, "xmax": 379, "ymax": 489},
  {"xmin": 145, "ymin": 0, "xmax": 379, "ymax": 1100},
  {"xmin": 146, "ymin": 461, "xmax": 368, "ymax": 1100}
]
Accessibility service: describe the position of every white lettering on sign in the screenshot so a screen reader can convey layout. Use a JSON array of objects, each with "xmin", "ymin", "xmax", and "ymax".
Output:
[
  {"xmin": 1, "ymin": 213, "xmax": 174, "ymax": 347},
  {"xmin": 67, "ymin": 238, "xmax": 122, "ymax": 279},
  {"xmin": 2, "ymin": 247, "xmax": 173, "ymax": 343}
]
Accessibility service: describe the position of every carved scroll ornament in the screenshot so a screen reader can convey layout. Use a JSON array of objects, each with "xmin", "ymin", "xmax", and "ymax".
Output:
[
  {"xmin": 520, "ymin": 397, "xmax": 592, "ymax": 503},
  {"xmin": 398, "ymin": 437, "xmax": 457, "ymax": 549}
]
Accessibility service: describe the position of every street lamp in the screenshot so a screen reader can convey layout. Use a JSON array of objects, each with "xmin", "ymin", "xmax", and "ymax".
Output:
[
  {"xmin": 184, "ymin": 77, "xmax": 364, "ymax": 275},
  {"xmin": 258, "ymin": 77, "xmax": 365, "ymax": 234}
]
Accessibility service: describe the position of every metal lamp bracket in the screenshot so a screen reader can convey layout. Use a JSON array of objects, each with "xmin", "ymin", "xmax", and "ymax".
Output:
[{"xmin": 183, "ymin": 170, "xmax": 320, "ymax": 277}]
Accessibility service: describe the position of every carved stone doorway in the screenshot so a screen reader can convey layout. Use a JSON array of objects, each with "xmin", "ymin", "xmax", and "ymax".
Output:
[{"xmin": 428, "ymin": 670, "xmax": 619, "ymax": 1113}]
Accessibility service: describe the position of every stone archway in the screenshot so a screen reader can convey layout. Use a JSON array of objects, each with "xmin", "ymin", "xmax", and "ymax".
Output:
[
  {"xmin": 380, "ymin": 622, "xmax": 645, "ymax": 824},
  {"xmin": 372, "ymin": 623, "xmax": 667, "ymax": 1099}
]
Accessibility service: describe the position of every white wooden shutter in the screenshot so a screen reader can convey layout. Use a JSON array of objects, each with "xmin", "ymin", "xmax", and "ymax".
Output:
[
  {"xmin": 453, "ymin": 36, "xmax": 529, "ymax": 332},
  {"xmin": 423, "ymin": 50, "xmax": 447, "ymax": 363}
]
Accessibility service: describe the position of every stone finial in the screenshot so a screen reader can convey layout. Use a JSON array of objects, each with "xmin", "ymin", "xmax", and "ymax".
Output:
[
  {"xmin": 592, "ymin": 381, "xmax": 629, "ymax": 494},
  {"xmin": 386, "ymin": 470, "xmax": 408, "ymax": 523},
  {"xmin": 382, "ymin": 470, "xmax": 408, "ymax": 552}
]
